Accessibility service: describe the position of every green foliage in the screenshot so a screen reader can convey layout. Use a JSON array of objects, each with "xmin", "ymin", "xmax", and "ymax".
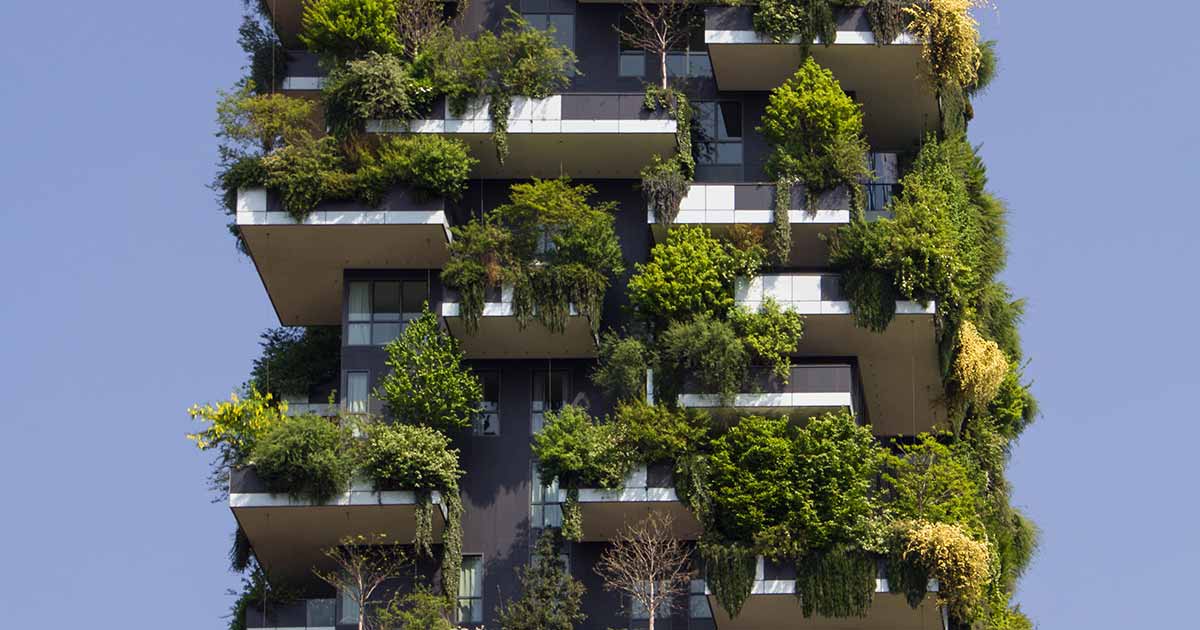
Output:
[
  {"xmin": 794, "ymin": 546, "xmax": 877, "ymax": 618},
  {"xmin": 985, "ymin": 368, "xmax": 1037, "ymax": 441},
  {"xmin": 441, "ymin": 179, "xmax": 624, "ymax": 335},
  {"xmin": 230, "ymin": 526, "xmax": 252, "ymax": 573},
  {"xmin": 889, "ymin": 520, "xmax": 993, "ymax": 622},
  {"xmin": 376, "ymin": 309, "xmax": 483, "ymax": 434},
  {"xmin": 261, "ymin": 136, "xmax": 357, "ymax": 221},
  {"xmin": 969, "ymin": 40, "xmax": 998, "ymax": 96},
  {"xmin": 730, "ymin": 299, "xmax": 805, "ymax": 383},
  {"xmin": 760, "ymin": 58, "xmax": 869, "ymax": 198},
  {"xmin": 357, "ymin": 134, "xmax": 476, "ymax": 202},
  {"xmin": 238, "ymin": 11, "xmax": 287, "ymax": 93},
  {"xmin": 629, "ymin": 226, "xmax": 762, "ymax": 327},
  {"xmin": 250, "ymin": 327, "xmax": 341, "ymax": 399},
  {"xmin": 216, "ymin": 84, "xmax": 316, "ymax": 162},
  {"xmin": 361, "ymin": 422, "xmax": 463, "ymax": 493},
  {"xmin": 699, "ymin": 541, "xmax": 757, "ymax": 618},
  {"xmin": 866, "ymin": 0, "xmax": 911, "ymax": 45},
  {"xmin": 592, "ymin": 334, "xmax": 649, "ymax": 403},
  {"xmin": 532, "ymin": 405, "xmax": 634, "ymax": 490},
  {"xmin": 613, "ymin": 401, "xmax": 711, "ymax": 464},
  {"xmin": 707, "ymin": 412, "xmax": 880, "ymax": 552},
  {"xmin": 250, "ymin": 413, "xmax": 355, "ymax": 504},
  {"xmin": 658, "ymin": 315, "xmax": 749, "ymax": 407},
  {"xmin": 641, "ymin": 87, "xmax": 695, "ymax": 225},
  {"xmin": 753, "ymin": 0, "xmax": 837, "ymax": 51},
  {"xmin": 769, "ymin": 177, "xmax": 795, "ymax": 265},
  {"xmin": 495, "ymin": 532, "xmax": 587, "ymax": 630},
  {"xmin": 228, "ymin": 565, "xmax": 298, "ymax": 630},
  {"xmin": 323, "ymin": 52, "xmax": 432, "ymax": 137},
  {"xmin": 441, "ymin": 491, "xmax": 464, "ymax": 600},
  {"xmin": 299, "ymin": 0, "xmax": 402, "ymax": 64},
  {"xmin": 187, "ymin": 388, "xmax": 284, "ymax": 466},
  {"xmin": 883, "ymin": 434, "xmax": 986, "ymax": 532},
  {"xmin": 377, "ymin": 584, "xmax": 453, "ymax": 630}
]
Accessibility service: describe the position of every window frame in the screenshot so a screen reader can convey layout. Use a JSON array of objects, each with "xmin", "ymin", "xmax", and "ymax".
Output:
[
  {"xmin": 345, "ymin": 279, "xmax": 429, "ymax": 347},
  {"xmin": 693, "ymin": 100, "xmax": 744, "ymax": 168},
  {"xmin": 456, "ymin": 555, "xmax": 485, "ymax": 624},
  {"xmin": 520, "ymin": 0, "xmax": 576, "ymax": 51},
  {"xmin": 474, "ymin": 370, "xmax": 501, "ymax": 436}
]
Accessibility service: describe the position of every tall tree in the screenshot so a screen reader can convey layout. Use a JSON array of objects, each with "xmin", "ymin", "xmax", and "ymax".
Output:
[
  {"xmin": 595, "ymin": 513, "xmax": 693, "ymax": 630},
  {"xmin": 495, "ymin": 533, "xmax": 586, "ymax": 630},
  {"xmin": 615, "ymin": 0, "xmax": 696, "ymax": 89}
]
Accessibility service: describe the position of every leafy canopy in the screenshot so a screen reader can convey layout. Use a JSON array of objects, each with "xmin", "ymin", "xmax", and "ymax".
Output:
[
  {"xmin": 249, "ymin": 327, "xmax": 341, "ymax": 399},
  {"xmin": 532, "ymin": 405, "xmax": 634, "ymax": 490},
  {"xmin": 300, "ymin": 0, "xmax": 402, "ymax": 64},
  {"xmin": 729, "ymin": 298, "xmax": 805, "ymax": 384},
  {"xmin": 376, "ymin": 308, "xmax": 483, "ymax": 434},
  {"xmin": 361, "ymin": 422, "xmax": 463, "ymax": 493},
  {"xmin": 250, "ymin": 413, "xmax": 355, "ymax": 504}
]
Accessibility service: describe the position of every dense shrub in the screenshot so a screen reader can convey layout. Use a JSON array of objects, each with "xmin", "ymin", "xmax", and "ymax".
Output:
[
  {"xmin": 629, "ymin": 226, "xmax": 762, "ymax": 327},
  {"xmin": 904, "ymin": 0, "xmax": 987, "ymax": 90},
  {"xmin": 361, "ymin": 422, "xmax": 462, "ymax": 492},
  {"xmin": 953, "ymin": 320, "xmax": 1009, "ymax": 409},
  {"xmin": 299, "ymin": 0, "xmax": 402, "ymax": 64},
  {"xmin": 658, "ymin": 315, "xmax": 749, "ymax": 407},
  {"xmin": 260, "ymin": 136, "xmax": 358, "ymax": 221},
  {"xmin": 613, "ymin": 401, "xmax": 710, "ymax": 464},
  {"xmin": 882, "ymin": 434, "xmax": 986, "ymax": 531},
  {"xmin": 532, "ymin": 406, "xmax": 634, "ymax": 490},
  {"xmin": 323, "ymin": 52, "xmax": 432, "ymax": 137},
  {"xmin": 250, "ymin": 413, "xmax": 355, "ymax": 503},
  {"xmin": 592, "ymin": 334, "xmax": 649, "ymax": 403},
  {"xmin": 249, "ymin": 327, "xmax": 341, "ymax": 399},
  {"xmin": 890, "ymin": 520, "xmax": 992, "ymax": 622},
  {"xmin": 729, "ymin": 299, "xmax": 805, "ymax": 383},
  {"xmin": 357, "ymin": 134, "xmax": 476, "ymax": 202},
  {"xmin": 753, "ymin": 0, "xmax": 837, "ymax": 49},
  {"xmin": 376, "ymin": 309, "xmax": 482, "ymax": 434}
]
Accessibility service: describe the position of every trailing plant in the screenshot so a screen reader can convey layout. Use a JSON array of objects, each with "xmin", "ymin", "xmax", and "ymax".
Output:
[
  {"xmin": 866, "ymin": 0, "xmax": 912, "ymax": 45},
  {"xmin": 532, "ymin": 405, "xmax": 635, "ymax": 491},
  {"xmin": 376, "ymin": 308, "xmax": 483, "ymax": 434},
  {"xmin": 250, "ymin": 327, "xmax": 341, "ymax": 399},
  {"xmin": 323, "ymin": 52, "xmax": 432, "ymax": 138},
  {"xmin": 592, "ymin": 333, "xmax": 650, "ymax": 403},
  {"xmin": 441, "ymin": 179, "xmax": 624, "ymax": 335},
  {"xmin": 629, "ymin": 225, "xmax": 762, "ymax": 327},
  {"xmin": 793, "ymin": 546, "xmax": 877, "ymax": 618},
  {"xmin": 760, "ymin": 58, "xmax": 869, "ymax": 262},
  {"xmin": 657, "ymin": 315, "xmax": 749, "ymax": 407},
  {"xmin": 562, "ymin": 487, "xmax": 583, "ymax": 541},
  {"xmin": 752, "ymin": 0, "xmax": 838, "ymax": 55},
  {"xmin": 641, "ymin": 86, "xmax": 695, "ymax": 225},
  {"xmin": 698, "ymin": 541, "xmax": 757, "ymax": 618},
  {"xmin": 299, "ymin": 0, "xmax": 402, "ymax": 65},
  {"xmin": 441, "ymin": 490, "xmax": 464, "ymax": 601},
  {"xmin": 904, "ymin": 0, "xmax": 988, "ymax": 91},
  {"xmin": 230, "ymin": 526, "xmax": 252, "ymax": 573},
  {"xmin": 889, "ymin": 520, "xmax": 993, "ymax": 622},
  {"xmin": 261, "ymin": 136, "xmax": 358, "ymax": 221},
  {"xmin": 249, "ymin": 412, "xmax": 356, "ymax": 504},
  {"xmin": 768, "ymin": 177, "xmax": 795, "ymax": 265},
  {"xmin": 729, "ymin": 298, "xmax": 805, "ymax": 384},
  {"xmin": 495, "ymin": 532, "xmax": 587, "ymax": 630}
]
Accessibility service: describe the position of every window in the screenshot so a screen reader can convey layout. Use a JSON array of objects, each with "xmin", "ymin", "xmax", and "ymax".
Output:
[
  {"xmin": 457, "ymin": 556, "xmax": 484, "ymax": 624},
  {"xmin": 694, "ymin": 101, "xmax": 743, "ymax": 166},
  {"xmin": 531, "ymin": 370, "xmax": 569, "ymax": 434},
  {"xmin": 346, "ymin": 371, "xmax": 369, "ymax": 414},
  {"xmin": 531, "ymin": 465, "xmax": 562, "ymax": 529},
  {"xmin": 688, "ymin": 579, "xmax": 712, "ymax": 619},
  {"xmin": 474, "ymin": 371, "xmax": 501, "ymax": 436},
  {"xmin": 618, "ymin": 33, "xmax": 645, "ymax": 77},
  {"xmin": 521, "ymin": 0, "xmax": 575, "ymax": 50},
  {"xmin": 666, "ymin": 22, "xmax": 712, "ymax": 79},
  {"xmin": 338, "ymin": 587, "xmax": 360, "ymax": 625},
  {"xmin": 346, "ymin": 280, "xmax": 428, "ymax": 346},
  {"xmin": 630, "ymin": 583, "xmax": 672, "ymax": 621}
]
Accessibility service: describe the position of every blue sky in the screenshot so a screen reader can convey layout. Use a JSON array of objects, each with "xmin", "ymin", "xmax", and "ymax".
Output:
[{"xmin": 0, "ymin": 1, "xmax": 1195, "ymax": 628}]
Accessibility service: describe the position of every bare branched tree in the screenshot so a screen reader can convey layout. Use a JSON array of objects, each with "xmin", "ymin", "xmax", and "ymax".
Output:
[
  {"xmin": 615, "ymin": 0, "xmax": 697, "ymax": 90},
  {"xmin": 595, "ymin": 512, "xmax": 693, "ymax": 630},
  {"xmin": 314, "ymin": 534, "xmax": 409, "ymax": 630}
]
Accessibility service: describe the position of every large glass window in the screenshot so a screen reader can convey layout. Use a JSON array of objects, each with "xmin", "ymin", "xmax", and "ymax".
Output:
[
  {"xmin": 474, "ymin": 371, "xmax": 501, "ymax": 436},
  {"xmin": 694, "ymin": 101, "xmax": 743, "ymax": 166},
  {"xmin": 346, "ymin": 371, "xmax": 369, "ymax": 414},
  {"xmin": 457, "ymin": 556, "xmax": 484, "ymax": 624},
  {"xmin": 688, "ymin": 579, "xmax": 712, "ymax": 619},
  {"xmin": 338, "ymin": 587, "xmax": 360, "ymax": 625},
  {"xmin": 531, "ymin": 370, "xmax": 569, "ymax": 434},
  {"xmin": 346, "ymin": 280, "xmax": 428, "ymax": 346},
  {"xmin": 666, "ymin": 22, "xmax": 712, "ymax": 79},
  {"xmin": 521, "ymin": 0, "xmax": 575, "ymax": 50},
  {"xmin": 531, "ymin": 465, "xmax": 563, "ymax": 529}
]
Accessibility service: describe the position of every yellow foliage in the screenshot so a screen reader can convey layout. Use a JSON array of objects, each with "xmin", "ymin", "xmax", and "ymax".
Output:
[
  {"xmin": 905, "ymin": 0, "xmax": 990, "ymax": 89},
  {"xmin": 186, "ymin": 388, "xmax": 285, "ymax": 458},
  {"xmin": 953, "ymin": 320, "xmax": 1008, "ymax": 408},
  {"xmin": 898, "ymin": 520, "xmax": 992, "ymax": 621}
]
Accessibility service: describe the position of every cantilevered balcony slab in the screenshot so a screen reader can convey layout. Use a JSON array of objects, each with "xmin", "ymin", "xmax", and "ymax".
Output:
[
  {"xmin": 237, "ymin": 186, "xmax": 451, "ymax": 326},
  {"xmin": 736, "ymin": 274, "xmax": 945, "ymax": 436},
  {"xmin": 368, "ymin": 94, "xmax": 677, "ymax": 179},
  {"xmin": 556, "ymin": 465, "xmax": 702, "ymax": 542},
  {"xmin": 704, "ymin": 556, "xmax": 943, "ymax": 630},
  {"xmin": 440, "ymin": 286, "xmax": 598, "ymax": 359},
  {"xmin": 677, "ymin": 364, "xmax": 856, "ymax": 423},
  {"xmin": 230, "ymin": 466, "xmax": 445, "ymax": 585},
  {"xmin": 705, "ymin": 6, "xmax": 936, "ymax": 148}
]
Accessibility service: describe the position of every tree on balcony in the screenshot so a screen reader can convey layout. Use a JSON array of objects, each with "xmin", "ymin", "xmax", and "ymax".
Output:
[
  {"xmin": 495, "ymin": 532, "xmax": 586, "ymax": 630},
  {"xmin": 595, "ymin": 512, "xmax": 693, "ymax": 630},
  {"xmin": 615, "ymin": 0, "xmax": 697, "ymax": 91},
  {"xmin": 314, "ymin": 534, "xmax": 410, "ymax": 630}
]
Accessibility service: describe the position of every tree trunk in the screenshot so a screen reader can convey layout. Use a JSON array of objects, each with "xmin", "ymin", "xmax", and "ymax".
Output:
[{"xmin": 660, "ymin": 49, "xmax": 668, "ymax": 90}]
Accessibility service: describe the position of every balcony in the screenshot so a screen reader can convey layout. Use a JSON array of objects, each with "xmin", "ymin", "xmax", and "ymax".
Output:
[
  {"xmin": 230, "ymin": 466, "xmax": 446, "ymax": 584},
  {"xmin": 676, "ymin": 364, "xmax": 856, "ymax": 423},
  {"xmin": 440, "ymin": 285, "xmax": 598, "ymax": 359},
  {"xmin": 736, "ymin": 274, "xmax": 945, "ymax": 436},
  {"xmin": 703, "ymin": 556, "xmax": 943, "ymax": 630},
  {"xmin": 557, "ymin": 464, "xmax": 703, "ymax": 542},
  {"xmin": 245, "ymin": 598, "xmax": 336, "ymax": 630},
  {"xmin": 367, "ymin": 93, "xmax": 677, "ymax": 179},
  {"xmin": 236, "ymin": 186, "xmax": 451, "ymax": 326},
  {"xmin": 705, "ymin": 6, "xmax": 936, "ymax": 149}
]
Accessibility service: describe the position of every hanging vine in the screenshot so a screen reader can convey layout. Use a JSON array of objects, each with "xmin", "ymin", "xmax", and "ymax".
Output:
[
  {"xmin": 794, "ymin": 547, "xmax": 877, "ymax": 618},
  {"xmin": 441, "ymin": 490, "xmax": 465, "ymax": 603},
  {"xmin": 561, "ymin": 487, "xmax": 583, "ymax": 542},
  {"xmin": 641, "ymin": 86, "xmax": 695, "ymax": 226},
  {"xmin": 415, "ymin": 491, "xmax": 435, "ymax": 557},
  {"xmin": 699, "ymin": 541, "xmax": 758, "ymax": 617},
  {"xmin": 769, "ymin": 177, "xmax": 796, "ymax": 265}
]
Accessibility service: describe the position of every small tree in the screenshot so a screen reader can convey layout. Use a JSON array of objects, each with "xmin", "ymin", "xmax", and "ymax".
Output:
[
  {"xmin": 495, "ymin": 532, "xmax": 587, "ymax": 630},
  {"xmin": 615, "ymin": 0, "xmax": 696, "ymax": 90},
  {"xmin": 595, "ymin": 512, "xmax": 693, "ymax": 630},
  {"xmin": 314, "ymin": 534, "xmax": 409, "ymax": 630},
  {"xmin": 376, "ymin": 308, "xmax": 483, "ymax": 434}
]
